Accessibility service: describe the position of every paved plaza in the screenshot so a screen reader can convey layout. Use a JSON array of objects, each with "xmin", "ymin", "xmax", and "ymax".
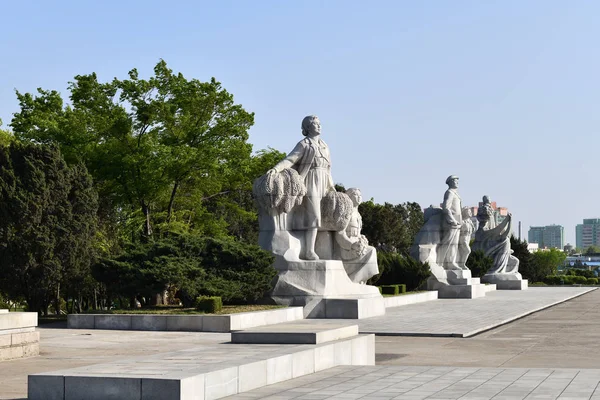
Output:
[
  {"xmin": 2, "ymin": 287, "xmax": 600, "ymax": 399},
  {"xmin": 222, "ymin": 365, "xmax": 600, "ymax": 400},
  {"xmin": 355, "ymin": 287, "xmax": 595, "ymax": 337}
]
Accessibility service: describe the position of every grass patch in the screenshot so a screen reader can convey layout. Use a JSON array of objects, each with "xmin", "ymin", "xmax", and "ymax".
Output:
[{"xmin": 81, "ymin": 304, "xmax": 286, "ymax": 315}]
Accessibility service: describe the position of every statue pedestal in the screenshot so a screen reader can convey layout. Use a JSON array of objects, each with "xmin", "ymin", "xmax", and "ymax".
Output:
[
  {"xmin": 427, "ymin": 270, "xmax": 487, "ymax": 299},
  {"xmin": 269, "ymin": 259, "xmax": 385, "ymax": 319},
  {"xmin": 482, "ymin": 274, "xmax": 528, "ymax": 290}
]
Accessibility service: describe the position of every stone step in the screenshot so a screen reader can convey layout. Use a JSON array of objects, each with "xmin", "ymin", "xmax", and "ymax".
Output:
[
  {"xmin": 68, "ymin": 307, "xmax": 304, "ymax": 333},
  {"xmin": 231, "ymin": 320, "xmax": 358, "ymax": 344},
  {"xmin": 28, "ymin": 334, "xmax": 375, "ymax": 400},
  {"xmin": 471, "ymin": 277, "xmax": 481, "ymax": 285},
  {"xmin": 383, "ymin": 291, "xmax": 438, "ymax": 308}
]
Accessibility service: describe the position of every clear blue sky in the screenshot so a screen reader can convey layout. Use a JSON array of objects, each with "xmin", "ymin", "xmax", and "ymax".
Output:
[{"xmin": 1, "ymin": 1, "xmax": 598, "ymax": 245}]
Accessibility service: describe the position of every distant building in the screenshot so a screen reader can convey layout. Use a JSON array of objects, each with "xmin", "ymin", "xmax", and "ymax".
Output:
[
  {"xmin": 527, "ymin": 243, "xmax": 539, "ymax": 253},
  {"xmin": 576, "ymin": 218, "xmax": 600, "ymax": 250},
  {"xmin": 469, "ymin": 201, "xmax": 510, "ymax": 230},
  {"xmin": 527, "ymin": 225, "xmax": 564, "ymax": 249}
]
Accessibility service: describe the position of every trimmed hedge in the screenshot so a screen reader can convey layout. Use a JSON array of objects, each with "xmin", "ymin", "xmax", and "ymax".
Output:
[
  {"xmin": 195, "ymin": 296, "xmax": 223, "ymax": 313},
  {"xmin": 544, "ymin": 275, "xmax": 598, "ymax": 285}
]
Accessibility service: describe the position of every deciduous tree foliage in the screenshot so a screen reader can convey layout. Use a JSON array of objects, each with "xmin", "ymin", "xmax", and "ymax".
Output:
[
  {"xmin": 0, "ymin": 143, "xmax": 98, "ymax": 314},
  {"xmin": 358, "ymin": 200, "xmax": 423, "ymax": 254},
  {"xmin": 11, "ymin": 60, "xmax": 256, "ymax": 241}
]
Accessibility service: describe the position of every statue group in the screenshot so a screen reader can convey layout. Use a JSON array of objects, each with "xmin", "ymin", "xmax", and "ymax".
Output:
[
  {"xmin": 410, "ymin": 176, "xmax": 526, "ymax": 295},
  {"xmin": 254, "ymin": 115, "xmax": 526, "ymax": 311},
  {"xmin": 253, "ymin": 116, "xmax": 382, "ymax": 316}
]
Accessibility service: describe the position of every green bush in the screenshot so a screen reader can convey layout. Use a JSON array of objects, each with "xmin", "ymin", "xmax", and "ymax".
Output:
[
  {"xmin": 566, "ymin": 268, "xmax": 595, "ymax": 278},
  {"xmin": 380, "ymin": 285, "xmax": 400, "ymax": 295},
  {"xmin": 195, "ymin": 296, "xmax": 223, "ymax": 313},
  {"xmin": 543, "ymin": 275, "xmax": 563, "ymax": 285},
  {"xmin": 93, "ymin": 234, "xmax": 276, "ymax": 308},
  {"xmin": 587, "ymin": 277, "xmax": 598, "ymax": 285},
  {"xmin": 375, "ymin": 252, "xmax": 429, "ymax": 291},
  {"xmin": 571, "ymin": 276, "xmax": 588, "ymax": 284},
  {"xmin": 398, "ymin": 284, "xmax": 407, "ymax": 294},
  {"xmin": 466, "ymin": 250, "xmax": 493, "ymax": 277}
]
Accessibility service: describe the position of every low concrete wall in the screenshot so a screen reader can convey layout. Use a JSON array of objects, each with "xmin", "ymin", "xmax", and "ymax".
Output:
[
  {"xmin": 0, "ymin": 312, "xmax": 39, "ymax": 361},
  {"xmin": 383, "ymin": 291, "xmax": 438, "ymax": 308},
  {"xmin": 68, "ymin": 306, "xmax": 304, "ymax": 333}
]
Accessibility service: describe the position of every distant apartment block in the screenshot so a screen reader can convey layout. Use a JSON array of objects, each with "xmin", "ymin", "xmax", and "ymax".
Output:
[
  {"xmin": 468, "ymin": 201, "xmax": 509, "ymax": 230},
  {"xmin": 576, "ymin": 218, "xmax": 600, "ymax": 250},
  {"xmin": 528, "ymin": 225, "xmax": 564, "ymax": 249}
]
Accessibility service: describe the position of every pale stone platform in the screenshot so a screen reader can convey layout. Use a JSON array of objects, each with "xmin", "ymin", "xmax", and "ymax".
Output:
[
  {"xmin": 231, "ymin": 320, "xmax": 358, "ymax": 344},
  {"xmin": 28, "ymin": 334, "xmax": 375, "ymax": 400},
  {"xmin": 68, "ymin": 306, "xmax": 304, "ymax": 332},
  {"xmin": 223, "ymin": 365, "xmax": 600, "ymax": 400},
  {"xmin": 354, "ymin": 287, "xmax": 596, "ymax": 337},
  {"xmin": 383, "ymin": 291, "xmax": 438, "ymax": 308},
  {"xmin": 0, "ymin": 311, "xmax": 39, "ymax": 361}
]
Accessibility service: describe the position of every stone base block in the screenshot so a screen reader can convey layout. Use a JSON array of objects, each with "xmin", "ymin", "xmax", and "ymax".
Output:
[
  {"xmin": 495, "ymin": 279, "xmax": 528, "ymax": 290},
  {"xmin": 484, "ymin": 284, "xmax": 497, "ymax": 292},
  {"xmin": 29, "ymin": 334, "xmax": 375, "ymax": 400},
  {"xmin": 232, "ymin": 320, "xmax": 358, "ymax": 344},
  {"xmin": 383, "ymin": 291, "xmax": 438, "ymax": 308},
  {"xmin": 436, "ymin": 283, "xmax": 487, "ymax": 299},
  {"xmin": 481, "ymin": 274, "xmax": 528, "ymax": 290}
]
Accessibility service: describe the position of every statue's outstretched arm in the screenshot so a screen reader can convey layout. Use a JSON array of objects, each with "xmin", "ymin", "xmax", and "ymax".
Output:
[{"xmin": 272, "ymin": 141, "xmax": 305, "ymax": 173}]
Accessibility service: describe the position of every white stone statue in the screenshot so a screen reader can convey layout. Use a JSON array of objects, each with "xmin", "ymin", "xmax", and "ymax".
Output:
[
  {"xmin": 472, "ymin": 205, "xmax": 520, "ymax": 277},
  {"xmin": 268, "ymin": 115, "xmax": 335, "ymax": 260},
  {"xmin": 334, "ymin": 188, "xmax": 379, "ymax": 284},
  {"xmin": 438, "ymin": 175, "xmax": 463, "ymax": 270},
  {"xmin": 410, "ymin": 175, "xmax": 486, "ymax": 298},
  {"xmin": 252, "ymin": 116, "xmax": 384, "ymax": 317},
  {"xmin": 458, "ymin": 207, "xmax": 474, "ymax": 269},
  {"xmin": 477, "ymin": 195, "xmax": 496, "ymax": 229}
]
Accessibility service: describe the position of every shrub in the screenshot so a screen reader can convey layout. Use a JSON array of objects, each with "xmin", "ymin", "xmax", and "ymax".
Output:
[
  {"xmin": 195, "ymin": 296, "xmax": 223, "ymax": 313},
  {"xmin": 466, "ymin": 250, "xmax": 493, "ymax": 277},
  {"xmin": 571, "ymin": 276, "xmax": 588, "ymax": 285},
  {"xmin": 94, "ymin": 234, "xmax": 276, "ymax": 308},
  {"xmin": 375, "ymin": 252, "xmax": 430, "ymax": 291},
  {"xmin": 587, "ymin": 277, "xmax": 598, "ymax": 285},
  {"xmin": 398, "ymin": 284, "xmax": 407, "ymax": 294},
  {"xmin": 543, "ymin": 275, "xmax": 562, "ymax": 285},
  {"xmin": 380, "ymin": 285, "xmax": 400, "ymax": 295}
]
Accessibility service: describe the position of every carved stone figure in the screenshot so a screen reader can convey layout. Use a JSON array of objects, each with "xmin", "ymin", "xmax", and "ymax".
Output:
[
  {"xmin": 458, "ymin": 207, "xmax": 474, "ymax": 269},
  {"xmin": 438, "ymin": 175, "xmax": 463, "ymax": 270},
  {"xmin": 477, "ymin": 195, "xmax": 496, "ymax": 230},
  {"xmin": 268, "ymin": 115, "xmax": 335, "ymax": 260},
  {"xmin": 252, "ymin": 116, "xmax": 384, "ymax": 317},
  {"xmin": 472, "ymin": 206, "xmax": 520, "ymax": 277},
  {"xmin": 410, "ymin": 175, "xmax": 487, "ymax": 298},
  {"xmin": 334, "ymin": 188, "xmax": 379, "ymax": 284}
]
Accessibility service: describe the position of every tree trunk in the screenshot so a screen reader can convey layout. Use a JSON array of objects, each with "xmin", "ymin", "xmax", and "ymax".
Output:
[
  {"xmin": 166, "ymin": 182, "xmax": 179, "ymax": 223},
  {"xmin": 54, "ymin": 283, "xmax": 60, "ymax": 315},
  {"xmin": 141, "ymin": 201, "xmax": 152, "ymax": 239}
]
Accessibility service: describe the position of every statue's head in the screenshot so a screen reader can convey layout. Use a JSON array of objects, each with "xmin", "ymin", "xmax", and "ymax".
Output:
[
  {"xmin": 301, "ymin": 115, "xmax": 321, "ymax": 137},
  {"xmin": 461, "ymin": 207, "xmax": 472, "ymax": 219},
  {"xmin": 482, "ymin": 195, "xmax": 490, "ymax": 204},
  {"xmin": 445, "ymin": 175, "xmax": 459, "ymax": 188},
  {"xmin": 345, "ymin": 188, "xmax": 362, "ymax": 206}
]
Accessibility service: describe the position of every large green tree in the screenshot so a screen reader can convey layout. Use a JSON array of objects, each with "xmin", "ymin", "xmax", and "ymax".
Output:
[
  {"xmin": 11, "ymin": 60, "xmax": 255, "ymax": 242},
  {"xmin": 0, "ymin": 143, "xmax": 98, "ymax": 314}
]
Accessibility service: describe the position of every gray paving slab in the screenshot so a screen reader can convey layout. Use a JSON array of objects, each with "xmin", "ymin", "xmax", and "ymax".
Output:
[
  {"xmin": 223, "ymin": 365, "xmax": 600, "ymax": 400},
  {"xmin": 354, "ymin": 287, "xmax": 596, "ymax": 337}
]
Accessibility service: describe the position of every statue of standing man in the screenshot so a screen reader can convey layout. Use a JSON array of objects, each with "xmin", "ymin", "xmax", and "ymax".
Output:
[{"xmin": 438, "ymin": 175, "xmax": 463, "ymax": 270}]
